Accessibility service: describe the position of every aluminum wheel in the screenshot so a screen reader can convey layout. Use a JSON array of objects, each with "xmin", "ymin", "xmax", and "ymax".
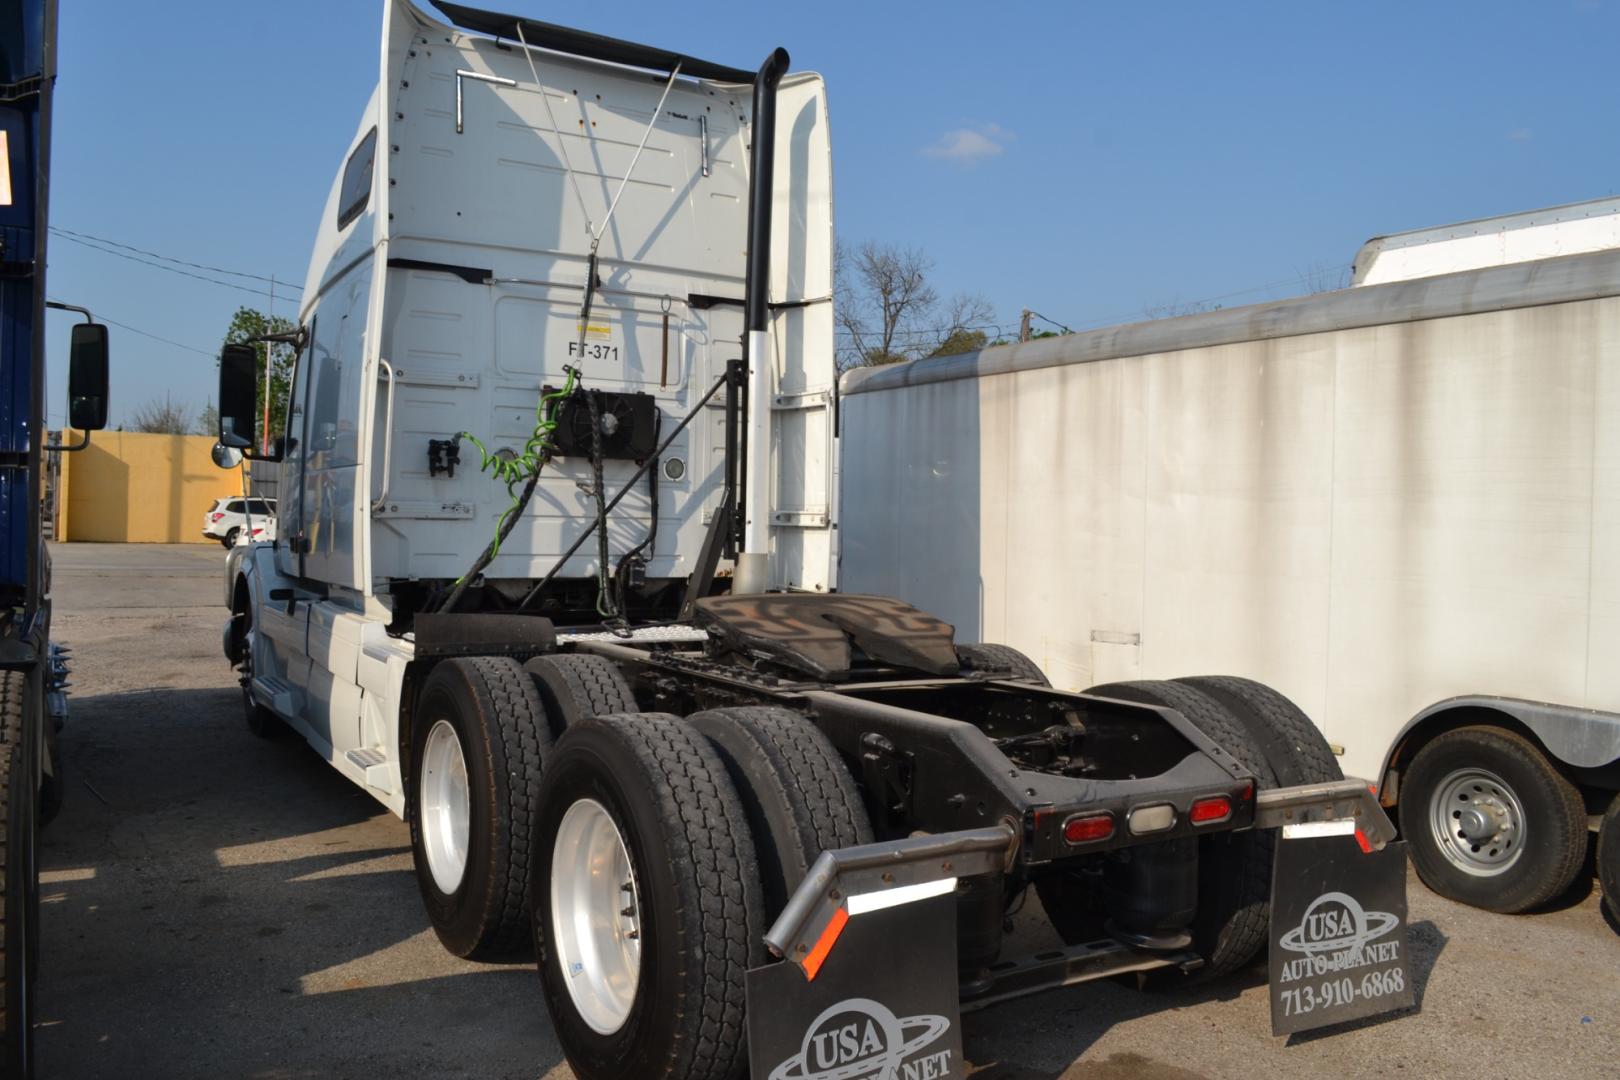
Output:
[
  {"xmin": 550, "ymin": 797, "xmax": 642, "ymax": 1035},
  {"xmin": 1428, "ymin": 766, "xmax": 1525, "ymax": 876},
  {"xmin": 419, "ymin": 719, "xmax": 470, "ymax": 893}
]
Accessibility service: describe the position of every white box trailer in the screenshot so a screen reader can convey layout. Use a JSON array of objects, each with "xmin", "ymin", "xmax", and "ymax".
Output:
[{"xmin": 839, "ymin": 215, "xmax": 1620, "ymax": 916}]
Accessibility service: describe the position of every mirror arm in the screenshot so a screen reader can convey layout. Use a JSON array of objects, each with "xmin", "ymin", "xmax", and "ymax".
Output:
[
  {"xmin": 43, "ymin": 430, "xmax": 91, "ymax": 454},
  {"xmin": 45, "ymin": 300, "xmax": 94, "ymax": 322},
  {"xmin": 245, "ymin": 326, "xmax": 307, "ymax": 352}
]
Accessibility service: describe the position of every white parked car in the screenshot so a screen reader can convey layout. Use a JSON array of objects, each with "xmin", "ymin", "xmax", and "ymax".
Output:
[{"xmin": 202, "ymin": 497, "xmax": 276, "ymax": 548}]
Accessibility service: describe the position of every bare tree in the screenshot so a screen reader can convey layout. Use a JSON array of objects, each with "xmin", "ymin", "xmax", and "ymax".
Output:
[
  {"xmin": 195, "ymin": 402, "xmax": 220, "ymax": 437},
  {"xmin": 835, "ymin": 241, "xmax": 996, "ymax": 369},
  {"xmin": 129, "ymin": 396, "xmax": 192, "ymax": 435}
]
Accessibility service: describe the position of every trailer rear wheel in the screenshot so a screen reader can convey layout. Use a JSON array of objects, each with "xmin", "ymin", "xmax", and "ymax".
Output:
[
  {"xmin": 0, "ymin": 671, "xmax": 37, "ymax": 1077},
  {"xmin": 533, "ymin": 713, "xmax": 762, "ymax": 1080},
  {"xmin": 408, "ymin": 656, "xmax": 550, "ymax": 960},
  {"xmin": 1398, "ymin": 726, "xmax": 1586, "ymax": 913},
  {"xmin": 956, "ymin": 643, "xmax": 1050, "ymax": 685},
  {"xmin": 1067, "ymin": 680, "xmax": 1279, "ymax": 980},
  {"xmin": 1600, "ymin": 794, "xmax": 1620, "ymax": 922},
  {"xmin": 689, "ymin": 706, "xmax": 872, "ymax": 918},
  {"xmin": 523, "ymin": 654, "xmax": 637, "ymax": 738}
]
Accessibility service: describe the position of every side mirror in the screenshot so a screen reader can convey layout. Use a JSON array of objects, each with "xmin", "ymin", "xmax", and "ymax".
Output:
[
  {"xmin": 219, "ymin": 343, "xmax": 282, "ymax": 460},
  {"xmin": 211, "ymin": 442, "xmax": 244, "ymax": 469},
  {"xmin": 67, "ymin": 323, "xmax": 110, "ymax": 431}
]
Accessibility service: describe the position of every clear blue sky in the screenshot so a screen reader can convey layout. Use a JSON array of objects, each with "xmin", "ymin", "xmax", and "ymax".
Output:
[{"xmin": 42, "ymin": 0, "xmax": 1620, "ymax": 427}]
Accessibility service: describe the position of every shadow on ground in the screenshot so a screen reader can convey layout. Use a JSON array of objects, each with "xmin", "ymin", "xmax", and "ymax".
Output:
[{"xmin": 39, "ymin": 685, "xmax": 565, "ymax": 1080}]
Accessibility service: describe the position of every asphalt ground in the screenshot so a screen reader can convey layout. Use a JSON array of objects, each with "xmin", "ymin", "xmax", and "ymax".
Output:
[{"xmin": 35, "ymin": 542, "xmax": 1620, "ymax": 1079}]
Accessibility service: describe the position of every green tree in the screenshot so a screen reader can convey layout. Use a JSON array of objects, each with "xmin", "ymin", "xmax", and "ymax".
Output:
[
  {"xmin": 222, "ymin": 306, "xmax": 298, "ymax": 443},
  {"xmin": 927, "ymin": 327, "xmax": 988, "ymax": 358}
]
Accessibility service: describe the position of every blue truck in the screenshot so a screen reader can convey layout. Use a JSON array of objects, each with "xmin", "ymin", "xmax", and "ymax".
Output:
[{"xmin": 0, "ymin": 0, "xmax": 111, "ymax": 1072}]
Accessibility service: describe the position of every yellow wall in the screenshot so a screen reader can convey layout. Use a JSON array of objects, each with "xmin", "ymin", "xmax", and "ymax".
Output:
[{"xmin": 59, "ymin": 431, "xmax": 244, "ymax": 544}]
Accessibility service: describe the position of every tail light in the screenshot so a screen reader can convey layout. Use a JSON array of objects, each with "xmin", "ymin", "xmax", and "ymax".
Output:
[
  {"xmin": 1062, "ymin": 812, "xmax": 1115, "ymax": 845},
  {"xmin": 1189, "ymin": 795, "xmax": 1233, "ymax": 825},
  {"xmin": 210, "ymin": 512, "xmax": 225, "ymax": 522}
]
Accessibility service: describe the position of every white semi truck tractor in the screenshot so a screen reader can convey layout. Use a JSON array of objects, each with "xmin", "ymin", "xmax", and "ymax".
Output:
[{"xmin": 217, "ymin": 3, "xmax": 1409, "ymax": 1076}]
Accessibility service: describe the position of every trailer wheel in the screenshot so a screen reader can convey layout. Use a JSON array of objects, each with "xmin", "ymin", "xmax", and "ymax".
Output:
[
  {"xmin": 409, "ymin": 656, "xmax": 551, "ymax": 960},
  {"xmin": 1600, "ymin": 794, "xmax": 1620, "ymax": 922},
  {"xmin": 1397, "ymin": 726, "xmax": 1586, "ymax": 913},
  {"xmin": 523, "ymin": 654, "xmax": 637, "ymax": 738},
  {"xmin": 0, "ymin": 671, "xmax": 37, "ymax": 1077},
  {"xmin": 689, "ymin": 706, "xmax": 873, "ymax": 917},
  {"xmin": 956, "ymin": 643, "xmax": 1050, "ymax": 685},
  {"xmin": 1174, "ymin": 676, "xmax": 1342, "ymax": 786},
  {"xmin": 533, "ymin": 713, "xmax": 762, "ymax": 1080},
  {"xmin": 1068, "ymin": 680, "xmax": 1279, "ymax": 980}
]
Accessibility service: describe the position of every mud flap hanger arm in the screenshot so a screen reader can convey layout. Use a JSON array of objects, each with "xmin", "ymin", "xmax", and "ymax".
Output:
[
  {"xmin": 1253, "ymin": 777, "xmax": 1397, "ymax": 850},
  {"xmin": 763, "ymin": 824, "xmax": 1017, "ymax": 977}
]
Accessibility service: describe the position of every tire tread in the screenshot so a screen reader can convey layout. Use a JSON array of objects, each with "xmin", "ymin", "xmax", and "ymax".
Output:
[
  {"xmin": 576, "ymin": 713, "xmax": 760, "ymax": 1080},
  {"xmin": 956, "ymin": 643, "xmax": 1050, "ymax": 686},
  {"xmin": 689, "ymin": 706, "xmax": 872, "ymax": 917}
]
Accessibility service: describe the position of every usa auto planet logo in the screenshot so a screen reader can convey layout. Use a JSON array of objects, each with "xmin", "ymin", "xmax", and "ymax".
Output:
[
  {"xmin": 1277, "ymin": 890, "xmax": 1401, "ymax": 981},
  {"xmin": 769, "ymin": 997, "xmax": 953, "ymax": 1080}
]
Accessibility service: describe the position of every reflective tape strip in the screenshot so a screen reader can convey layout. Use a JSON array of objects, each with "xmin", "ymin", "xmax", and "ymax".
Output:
[
  {"xmin": 802, "ymin": 907, "xmax": 848, "ymax": 982},
  {"xmin": 1281, "ymin": 819, "xmax": 1358, "ymax": 840},
  {"xmin": 846, "ymin": 877, "xmax": 957, "ymax": 916}
]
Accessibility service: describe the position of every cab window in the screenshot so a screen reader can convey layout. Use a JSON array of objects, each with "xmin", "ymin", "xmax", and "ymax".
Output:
[{"xmin": 336, "ymin": 127, "xmax": 377, "ymax": 231}]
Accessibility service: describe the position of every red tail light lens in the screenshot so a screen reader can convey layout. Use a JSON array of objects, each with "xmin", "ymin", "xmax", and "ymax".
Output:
[
  {"xmin": 1189, "ymin": 796, "xmax": 1233, "ymax": 824},
  {"xmin": 1063, "ymin": 813, "xmax": 1115, "ymax": 845}
]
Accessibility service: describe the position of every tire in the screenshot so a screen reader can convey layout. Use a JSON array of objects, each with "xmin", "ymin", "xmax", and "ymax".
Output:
[
  {"xmin": 688, "ymin": 706, "xmax": 873, "ymax": 918},
  {"xmin": 533, "ymin": 713, "xmax": 763, "ymax": 1080},
  {"xmin": 0, "ymin": 671, "xmax": 37, "ymax": 1078},
  {"xmin": 1174, "ymin": 676, "xmax": 1342, "ymax": 786},
  {"xmin": 1397, "ymin": 726, "xmax": 1587, "ymax": 913},
  {"xmin": 1600, "ymin": 794, "xmax": 1620, "ymax": 922},
  {"xmin": 408, "ymin": 656, "xmax": 551, "ymax": 960},
  {"xmin": 523, "ymin": 654, "xmax": 637, "ymax": 738},
  {"xmin": 237, "ymin": 604, "xmax": 281, "ymax": 739},
  {"xmin": 956, "ymin": 642, "xmax": 1050, "ymax": 686},
  {"xmin": 223, "ymin": 527, "xmax": 240, "ymax": 549},
  {"xmin": 1058, "ymin": 679, "xmax": 1278, "ymax": 980}
]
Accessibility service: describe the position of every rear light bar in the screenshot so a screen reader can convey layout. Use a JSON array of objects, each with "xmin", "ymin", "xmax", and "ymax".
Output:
[
  {"xmin": 1062, "ymin": 812, "xmax": 1114, "ymax": 845},
  {"xmin": 1189, "ymin": 795, "xmax": 1233, "ymax": 825}
]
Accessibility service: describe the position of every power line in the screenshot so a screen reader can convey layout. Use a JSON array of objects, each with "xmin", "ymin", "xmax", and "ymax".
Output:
[
  {"xmin": 50, "ymin": 230, "xmax": 294, "ymax": 302},
  {"xmin": 47, "ymin": 298, "xmax": 217, "ymax": 359},
  {"xmin": 1027, "ymin": 310, "xmax": 1073, "ymax": 334},
  {"xmin": 1071, "ymin": 267, "xmax": 1349, "ymax": 333},
  {"xmin": 50, "ymin": 226, "xmax": 301, "ymax": 290}
]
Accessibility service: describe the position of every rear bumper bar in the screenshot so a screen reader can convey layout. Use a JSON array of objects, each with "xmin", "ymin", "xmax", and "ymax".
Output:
[{"xmin": 765, "ymin": 777, "xmax": 1395, "ymax": 985}]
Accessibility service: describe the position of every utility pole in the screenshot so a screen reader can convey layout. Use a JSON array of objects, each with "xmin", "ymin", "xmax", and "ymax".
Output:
[
  {"xmin": 1019, "ymin": 308, "xmax": 1032, "ymax": 342},
  {"xmin": 261, "ymin": 274, "xmax": 275, "ymax": 456}
]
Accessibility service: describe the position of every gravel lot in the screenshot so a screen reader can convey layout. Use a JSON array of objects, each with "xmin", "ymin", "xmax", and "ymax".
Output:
[{"xmin": 35, "ymin": 543, "xmax": 1620, "ymax": 1079}]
